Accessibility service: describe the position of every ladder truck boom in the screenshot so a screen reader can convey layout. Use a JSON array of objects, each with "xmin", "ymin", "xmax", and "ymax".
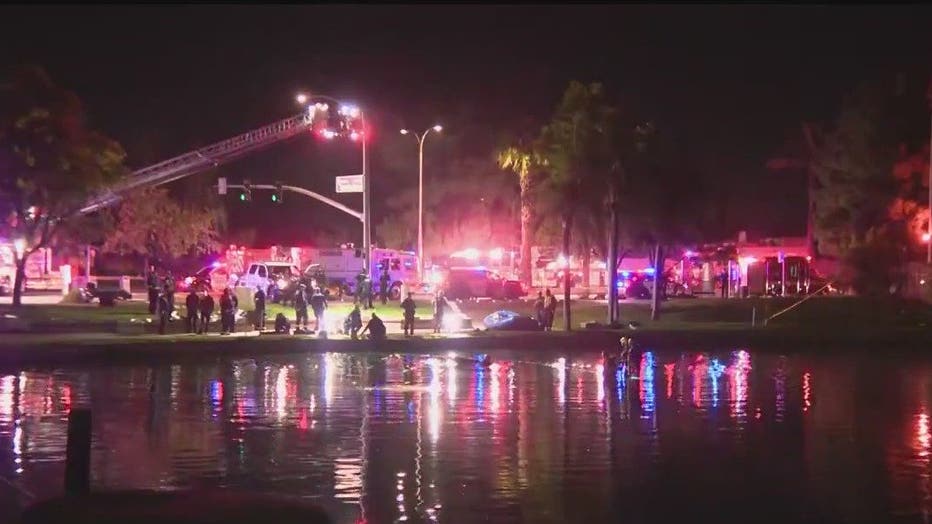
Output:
[{"xmin": 79, "ymin": 112, "xmax": 312, "ymax": 214}]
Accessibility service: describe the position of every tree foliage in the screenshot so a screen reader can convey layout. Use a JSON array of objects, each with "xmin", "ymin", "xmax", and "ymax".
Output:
[
  {"xmin": 104, "ymin": 186, "xmax": 220, "ymax": 266},
  {"xmin": 0, "ymin": 65, "xmax": 126, "ymax": 305}
]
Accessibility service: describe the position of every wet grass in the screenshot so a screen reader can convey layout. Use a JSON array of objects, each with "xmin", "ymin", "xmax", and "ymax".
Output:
[{"xmin": 3, "ymin": 295, "xmax": 929, "ymax": 333}]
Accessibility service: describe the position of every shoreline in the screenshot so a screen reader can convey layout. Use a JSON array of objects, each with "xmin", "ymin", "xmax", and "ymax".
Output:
[{"xmin": 1, "ymin": 327, "xmax": 931, "ymax": 369}]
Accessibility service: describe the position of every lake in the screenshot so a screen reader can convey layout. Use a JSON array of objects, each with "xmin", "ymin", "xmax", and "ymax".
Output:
[{"xmin": 0, "ymin": 348, "xmax": 929, "ymax": 523}]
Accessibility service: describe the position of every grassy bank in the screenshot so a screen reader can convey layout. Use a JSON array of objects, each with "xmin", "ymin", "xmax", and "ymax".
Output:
[{"xmin": 2, "ymin": 295, "xmax": 929, "ymax": 335}]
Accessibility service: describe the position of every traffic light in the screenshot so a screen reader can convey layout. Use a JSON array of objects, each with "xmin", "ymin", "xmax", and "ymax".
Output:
[
  {"xmin": 240, "ymin": 180, "xmax": 252, "ymax": 202},
  {"xmin": 272, "ymin": 181, "xmax": 283, "ymax": 203}
]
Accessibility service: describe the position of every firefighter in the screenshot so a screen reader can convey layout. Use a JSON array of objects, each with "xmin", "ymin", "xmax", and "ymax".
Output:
[
  {"xmin": 401, "ymin": 293, "xmax": 416, "ymax": 336},
  {"xmin": 379, "ymin": 268, "xmax": 391, "ymax": 305},
  {"xmin": 146, "ymin": 265, "xmax": 159, "ymax": 314},
  {"xmin": 184, "ymin": 287, "xmax": 199, "ymax": 333},
  {"xmin": 294, "ymin": 283, "xmax": 309, "ymax": 333},
  {"xmin": 254, "ymin": 285, "xmax": 267, "ymax": 331},
  {"xmin": 198, "ymin": 289, "xmax": 214, "ymax": 334},
  {"xmin": 310, "ymin": 286, "xmax": 327, "ymax": 333}
]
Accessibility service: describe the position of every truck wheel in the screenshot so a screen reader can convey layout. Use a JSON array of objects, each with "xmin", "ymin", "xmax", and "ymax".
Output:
[{"xmin": 390, "ymin": 284, "xmax": 402, "ymax": 301}]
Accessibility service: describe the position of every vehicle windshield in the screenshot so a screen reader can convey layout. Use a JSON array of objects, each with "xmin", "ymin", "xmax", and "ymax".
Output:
[{"xmin": 268, "ymin": 266, "xmax": 296, "ymax": 278}]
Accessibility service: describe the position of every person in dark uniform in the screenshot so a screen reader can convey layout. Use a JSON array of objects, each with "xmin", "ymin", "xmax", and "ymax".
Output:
[
  {"xmin": 347, "ymin": 304, "xmax": 362, "ymax": 339},
  {"xmin": 545, "ymin": 288, "xmax": 558, "ymax": 331},
  {"xmin": 164, "ymin": 271, "xmax": 176, "ymax": 318},
  {"xmin": 220, "ymin": 288, "xmax": 237, "ymax": 334},
  {"xmin": 294, "ymin": 283, "xmax": 309, "ymax": 332},
  {"xmin": 432, "ymin": 291, "xmax": 445, "ymax": 333},
  {"xmin": 354, "ymin": 272, "xmax": 366, "ymax": 306},
  {"xmin": 157, "ymin": 290, "xmax": 171, "ymax": 335},
  {"xmin": 310, "ymin": 287, "xmax": 327, "ymax": 332},
  {"xmin": 254, "ymin": 285, "xmax": 267, "ymax": 331},
  {"xmin": 364, "ymin": 276, "xmax": 374, "ymax": 309},
  {"xmin": 146, "ymin": 265, "xmax": 159, "ymax": 314},
  {"xmin": 185, "ymin": 288, "xmax": 200, "ymax": 333},
  {"xmin": 360, "ymin": 313, "xmax": 386, "ymax": 341},
  {"xmin": 533, "ymin": 291, "xmax": 546, "ymax": 329},
  {"xmin": 379, "ymin": 268, "xmax": 391, "ymax": 305},
  {"xmin": 199, "ymin": 290, "xmax": 214, "ymax": 334},
  {"xmin": 401, "ymin": 293, "xmax": 416, "ymax": 336}
]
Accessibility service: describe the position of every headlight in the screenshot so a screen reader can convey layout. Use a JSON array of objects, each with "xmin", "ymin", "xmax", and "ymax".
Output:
[
  {"xmin": 184, "ymin": 277, "xmax": 194, "ymax": 286},
  {"xmin": 277, "ymin": 278, "xmax": 287, "ymax": 290}
]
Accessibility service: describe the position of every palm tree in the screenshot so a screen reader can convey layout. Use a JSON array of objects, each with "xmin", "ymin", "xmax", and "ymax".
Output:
[{"xmin": 497, "ymin": 145, "xmax": 540, "ymax": 288}]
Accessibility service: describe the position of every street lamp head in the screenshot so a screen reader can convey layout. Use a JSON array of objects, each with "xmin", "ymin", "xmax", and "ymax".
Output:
[
  {"xmin": 400, "ymin": 129, "xmax": 409, "ymax": 135},
  {"xmin": 295, "ymin": 93, "xmax": 308, "ymax": 105},
  {"xmin": 432, "ymin": 125, "xmax": 443, "ymax": 133}
]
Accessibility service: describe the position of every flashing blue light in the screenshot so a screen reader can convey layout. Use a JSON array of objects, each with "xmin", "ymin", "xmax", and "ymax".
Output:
[
  {"xmin": 211, "ymin": 261, "xmax": 222, "ymax": 269},
  {"xmin": 621, "ymin": 271, "xmax": 630, "ymax": 278},
  {"xmin": 642, "ymin": 267, "xmax": 656, "ymax": 275}
]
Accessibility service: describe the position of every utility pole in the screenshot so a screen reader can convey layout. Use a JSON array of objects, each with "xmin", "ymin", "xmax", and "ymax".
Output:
[{"xmin": 362, "ymin": 110, "xmax": 371, "ymax": 273}]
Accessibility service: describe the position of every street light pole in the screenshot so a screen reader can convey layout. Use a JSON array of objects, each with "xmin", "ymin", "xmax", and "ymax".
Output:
[
  {"xmin": 362, "ymin": 110, "xmax": 371, "ymax": 274},
  {"xmin": 296, "ymin": 92, "xmax": 369, "ymax": 270},
  {"xmin": 401, "ymin": 125, "xmax": 442, "ymax": 281},
  {"xmin": 927, "ymin": 109, "xmax": 931, "ymax": 264}
]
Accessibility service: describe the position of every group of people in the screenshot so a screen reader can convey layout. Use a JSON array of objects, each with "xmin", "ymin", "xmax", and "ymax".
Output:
[
  {"xmin": 181, "ymin": 287, "xmax": 239, "ymax": 335},
  {"xmin": 291, "ymin": 283, "xmax": 328, "ymax": 333},
  {"xmin": 341, "ymin": 290, "xmax": 446, "ymax": 339},
  {"xmin": 533, "ymin": 289, "xmax": 559, "ymax": 331},
  {"xmin": 353, "ymin": 268, "xmax": 396, "ymax": 310}
]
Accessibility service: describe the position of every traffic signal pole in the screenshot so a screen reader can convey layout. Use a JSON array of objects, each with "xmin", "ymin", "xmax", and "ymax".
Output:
[{"xmin": 223, "ymin": 183, "xmax": 363, "ymax": 221}]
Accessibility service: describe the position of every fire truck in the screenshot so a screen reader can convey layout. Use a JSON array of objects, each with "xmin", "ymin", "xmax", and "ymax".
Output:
[{"xmin": 220, "ymin": 244, "xmax": 417, "ymax": 299}]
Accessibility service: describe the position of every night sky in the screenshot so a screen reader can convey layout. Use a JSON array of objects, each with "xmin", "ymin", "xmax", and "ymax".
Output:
[{"xmin": 2, "ymin": 5, "xmax": 930, "ymax": 246}]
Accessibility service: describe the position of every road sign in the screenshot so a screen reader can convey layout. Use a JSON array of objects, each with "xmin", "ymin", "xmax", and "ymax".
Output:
[
  {"xmin": 336, "ymin": 174, "xmax": 364, "ymax": 194},
  {"xmin": 217, "ymin": 177, "xmax": 227, "ymax": 195}
]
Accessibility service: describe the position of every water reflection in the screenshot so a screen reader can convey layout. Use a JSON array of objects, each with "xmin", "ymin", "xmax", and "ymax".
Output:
[{"xmin": 1, "ymin": 350, "xmax": 932, "ymax": 522}]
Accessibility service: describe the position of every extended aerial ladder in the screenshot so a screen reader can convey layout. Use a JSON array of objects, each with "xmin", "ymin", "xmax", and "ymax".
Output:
[{"xmin": 78, "ymin": 111, "xmax": 315, "ymax": 214}]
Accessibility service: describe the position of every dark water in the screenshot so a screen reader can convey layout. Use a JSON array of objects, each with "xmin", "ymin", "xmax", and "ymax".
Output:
[{"xmin": 0, "ymin": 349, "xmax": 931, "ymax": 523}]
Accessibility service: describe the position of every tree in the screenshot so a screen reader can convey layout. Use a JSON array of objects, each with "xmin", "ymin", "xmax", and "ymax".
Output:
[
  {"xmin": 498, "ymin": 142, "xmax": 544, "ymax": 288},
  {"xmin": 806, "ymin": 76, "xmax": 932, "ymax": 293},
  {"xmin": 0, "ymin": 66, "xmax": 126, "ymax": 306},
  {"xmin": 538, "ymin": 81, "xmax": 611, "ymax": 330},
  {"xmin": 104, "ymin": 186, "xmax": 220, "ymax": 268}
]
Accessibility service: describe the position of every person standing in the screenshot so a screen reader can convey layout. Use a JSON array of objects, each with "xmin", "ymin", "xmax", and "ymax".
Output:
[
  {"xmin": 545, "ymin": 288, "xmax": 558, "ymax": 331},
  {"xmin": 184, "ymin": 288, "xmax": 200, "ymax": 333},
  {"xmin": 157, "ymin": 290, "xmax": 171, "ymax": 335},
  {"xmin": 401, "ymin": 293, "xmax": 417, "ymax": 336},
  {"xmin": 533, "ymin": 291, "xmax": 546, "ymax": 329},
  {"xmin": 164, "ymin": 271, "xmax": 176, "ymax": 319},
  {"xmin": 379, "ymin": 268, "xmax": 391, "ymax": 305},
  {"xmin": 294, "ymin": 283, "xmax": 309, "ymax": 333},
  {"xmin": 220, "ymin": 288, "xmax": 237, "ymax": 335},
  {"xmin": 254, "ymin": 285, "xmax": 267, "ymax": 331},
  {"xmin": 199, "ymin": 290, "xmax": 215, "ymax": 334},
  {"xmin": 432, "ymin": 291, "xmax": 445, "ymax": 334},
  {"xmin": 364, "ymin": 276, "xmax": 374, "ymax": 309},
  {"xmin": 146, "ymin": 265, "xmax": 159, "ymax": 314},
  {"xmin": 355, "ymin": 272, "xmax": 366, "ymax": 306},
  {"xmin": 310, "ymin": 286, "xmax": 328, "ymax": 333}
]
